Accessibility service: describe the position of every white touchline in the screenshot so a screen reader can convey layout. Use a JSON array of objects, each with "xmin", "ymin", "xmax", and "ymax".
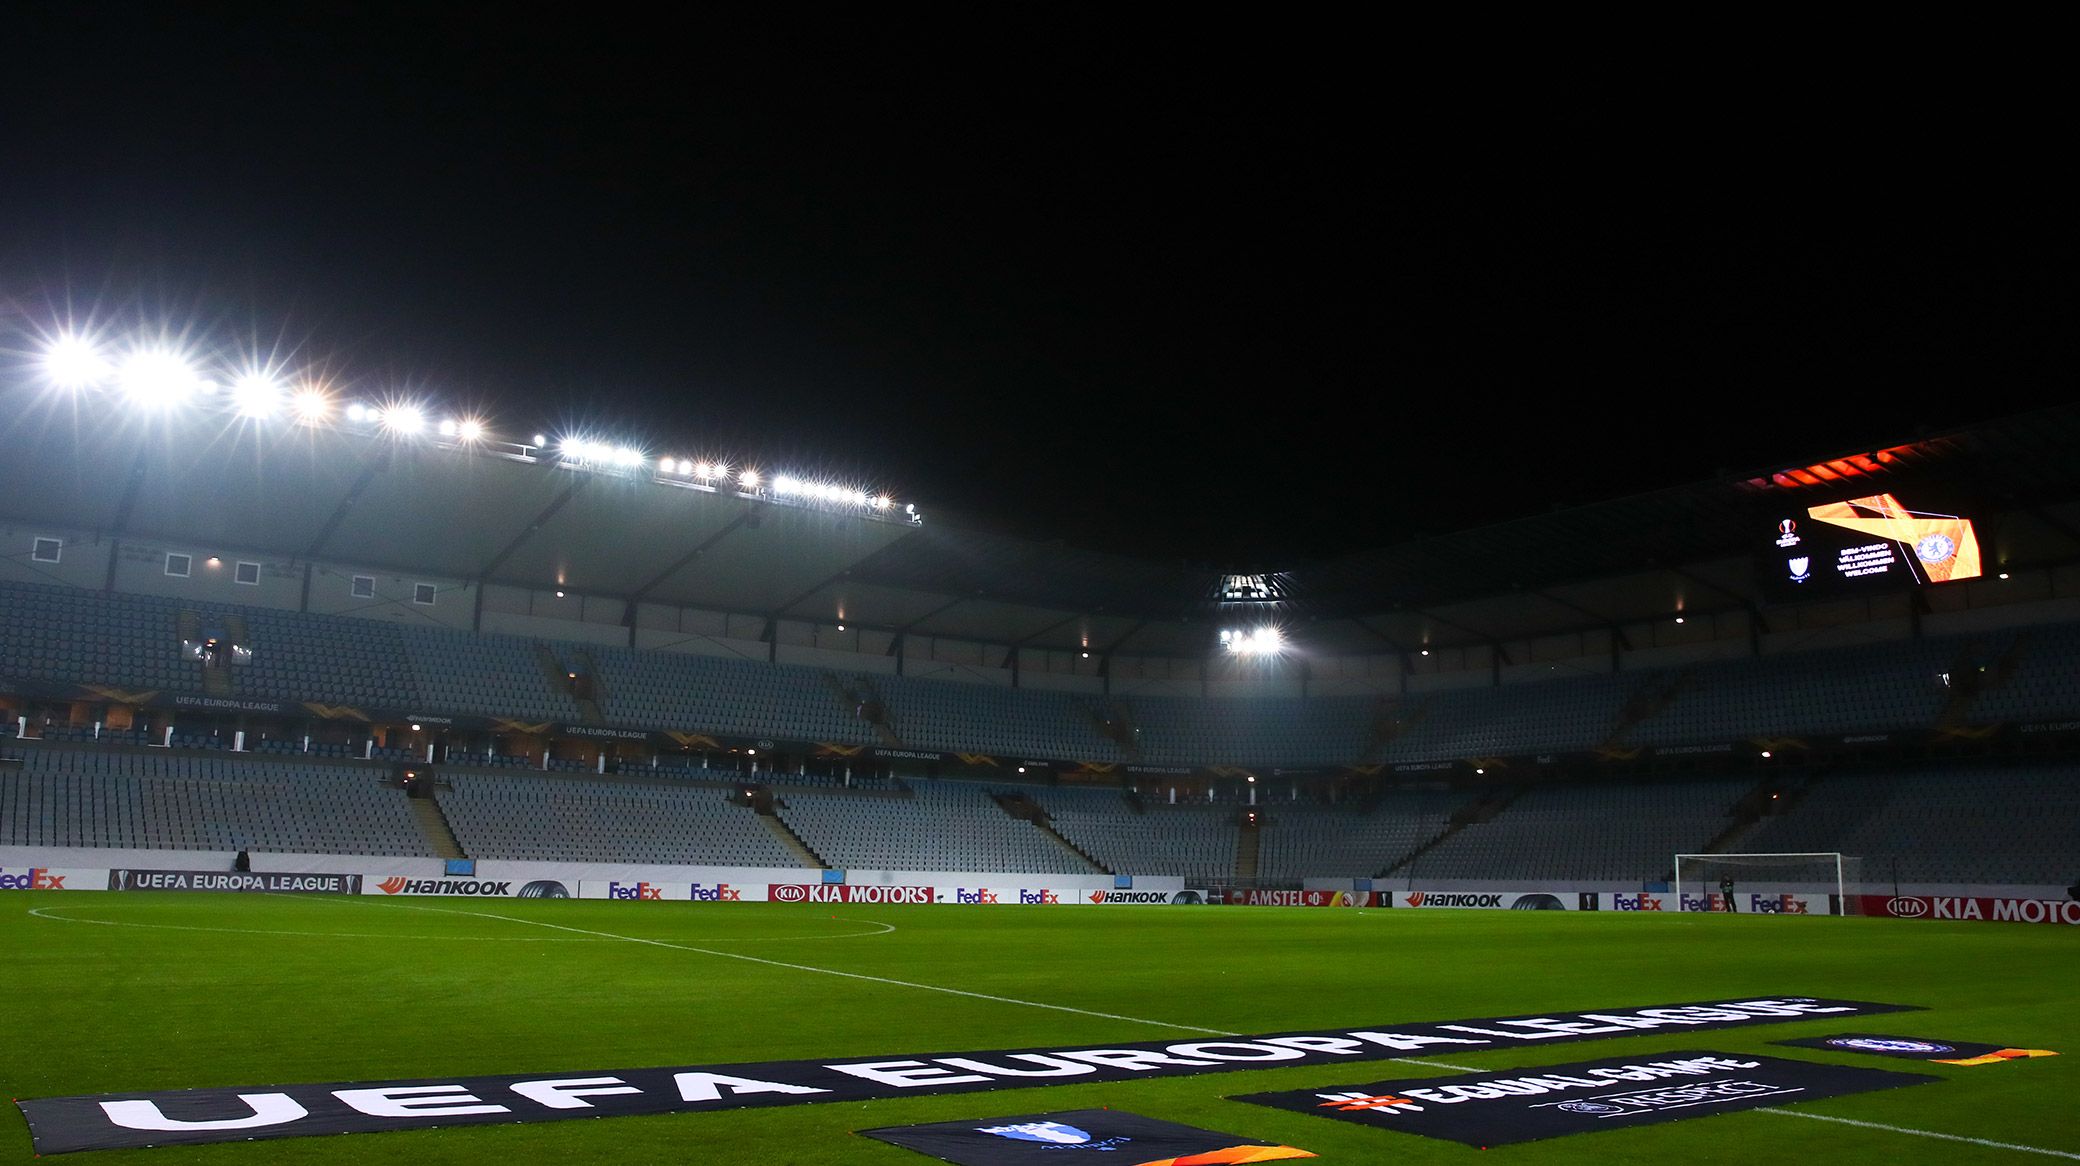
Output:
[
  {"xmin": 380, "ymin": 899, "xmax": 1488, "ymax": 1072},
  {"xmin": 1760, "ymin": 1109, "xmax": 2080, "ymax": 1160}
]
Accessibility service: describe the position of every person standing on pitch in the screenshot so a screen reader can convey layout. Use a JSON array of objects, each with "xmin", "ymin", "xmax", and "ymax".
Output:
[{"xmin": 1719, "ymin": 874, "xmax": 1738, "ymax": 912}]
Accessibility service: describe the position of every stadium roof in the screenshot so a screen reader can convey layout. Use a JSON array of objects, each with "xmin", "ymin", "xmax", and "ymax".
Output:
[{"xmin": 4, "ymin": 393, "xmax": 2078, "ymax": 660}]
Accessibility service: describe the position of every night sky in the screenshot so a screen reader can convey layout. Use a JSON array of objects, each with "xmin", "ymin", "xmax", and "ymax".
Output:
[{"xmin": 3, "ymin": 10, "xmax": 2070, "ymax": 566}]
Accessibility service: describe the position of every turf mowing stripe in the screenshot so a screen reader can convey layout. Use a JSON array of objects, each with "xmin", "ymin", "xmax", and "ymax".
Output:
[{"xmin": 1759, "ymin": 1109, "xmax": 2080, "ymax": 1159}]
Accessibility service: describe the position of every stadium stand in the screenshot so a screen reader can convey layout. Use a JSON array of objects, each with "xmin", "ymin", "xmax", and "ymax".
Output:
[
  {"xmin": 1401, "ymin": 778, "xmax": 1757, "ymax": 882},
  {"xmin": 1034, "ymin": 787, "xmax": 1238, "ymax": 880},
  {"xmin": 775, "ymin": 780, "xmax": 1095, "ymax": 874},
  {"xmin": 1253, "ymin": 790, "xmax": 1464, "ymax": 880},
  {"xmin": 585, "ymin": 646, "xmax": 876, "ymax": 744},
  {"xmin": 437, "ymin": 770, "xmax": 800, "ymax": 866},
  {"xmin": 1, "ymin": 746, "xmax": 424, "ymax": 855},
  {"xmin": 1733, "ymin": 765, "xmax": 2080, "ymax": 886}
]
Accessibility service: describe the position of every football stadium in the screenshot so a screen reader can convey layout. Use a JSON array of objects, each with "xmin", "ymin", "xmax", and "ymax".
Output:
[{"xmin": 2, "ymin": 340, "xmax": 2077, "ymax": 1163}]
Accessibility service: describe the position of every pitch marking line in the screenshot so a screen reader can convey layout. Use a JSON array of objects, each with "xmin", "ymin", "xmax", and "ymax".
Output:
[
  {"xmin": 1759, "ymin": 1109, "xmax": 2080, "ymax": 1160},
  {"xmin": 377, "ymin": 901, "xmax": 1487, "ymax": 1071}
]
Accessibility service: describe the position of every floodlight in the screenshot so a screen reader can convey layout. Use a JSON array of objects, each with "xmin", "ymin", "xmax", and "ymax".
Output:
[
  {"xmin": 739, "ymin": 469, "xmax": 760, "ymax": 488},
  {"xmin": 381, "ymin": 405, "xmax": 424, "ymax": 434},
  {"xmin": 42, "ymin": 334, "xmax": 111, "ymax": 388},
  {"xmin": 904, "ymin": 503, "xmax": 915, "ymax": 515},
  {"xmin": 439, "ymin": 419, "xmax": 459, "ymax": 437},
  {"xmin": 532, "ymin": 433, "xmax": 547, "ymax": 446},
  {"xmin": 286, "ymin": 389, "xmax": 331, "ymax": 423},
  {"xmin": 117, "ymin": 350, "xmax": 204, "ymax": 408},
  {"xmin": 229, "ymin": 372, "xmax": 284, "ymax": 418},
  {"xmin": 614, "ymin": 446, "xmax": 645, "ymax": 466},
  {"xmin": 659, "ymin": 455, "xmax": 676, "ymax": 472},
  {"xmin": 875, "ymin": 495, "xmax": 892, "ymax": 510},
  {"xmin": 773, "ymin": 475, "xmax": 800, "ymax": 495},
  {"xmin": 345, "ymin": 402, "xmax": 370, "ymax": 422},
  {"xmin": 852, "ymin": 490, "xmax": 869, "ymax": 507},
  {"xmin": 456, "ymin": 419, "xmax": 484, "ymax": 441}
]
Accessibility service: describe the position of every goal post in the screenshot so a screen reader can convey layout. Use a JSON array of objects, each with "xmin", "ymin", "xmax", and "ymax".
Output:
[{"xmin": 1672, "ymin": 852, "xmax": 1863, "ymax": 916}]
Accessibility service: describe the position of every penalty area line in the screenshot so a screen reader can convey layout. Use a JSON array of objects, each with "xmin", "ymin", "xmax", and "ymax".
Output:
[{"xmin": 1759, "ymin": 1109, "xmax": 2080, "ymax": 1160}]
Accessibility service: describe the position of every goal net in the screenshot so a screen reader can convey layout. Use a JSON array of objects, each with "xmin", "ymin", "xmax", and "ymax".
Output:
[{"xmin": 1672, "ymin": 853, "xmax": 1863, "ymax": 916}]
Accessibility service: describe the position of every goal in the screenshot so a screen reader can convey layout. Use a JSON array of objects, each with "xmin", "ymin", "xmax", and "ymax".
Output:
[{"xmin": 1672, "ymin": 852, "xmax": 1863, "ymax": 915}]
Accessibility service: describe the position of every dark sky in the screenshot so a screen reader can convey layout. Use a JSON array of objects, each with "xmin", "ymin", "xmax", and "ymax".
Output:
[{"xmin": 3, "ymin": 10, "xmax": 2071, "ymax": 566}]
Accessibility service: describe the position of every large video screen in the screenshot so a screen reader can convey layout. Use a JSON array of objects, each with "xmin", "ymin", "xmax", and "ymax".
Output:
[{"xmin": 1760, "ymin": 492, "xmax": 1982, "ymax": 600}]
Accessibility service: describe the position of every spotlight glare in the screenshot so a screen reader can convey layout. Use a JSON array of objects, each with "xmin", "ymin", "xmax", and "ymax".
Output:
[
  {"xmin": 43, "ymin": 334, "xmax": 111, "ymax": 388},
  {"xmin": 659, "ymin": 455, "xmax": 676, "ymax": 472},
  {"xmin": 694, "ymin": 462, "xmax": 715, "ymax": 479},
  {"xmin": 456, "ymin": 418, "xmax": 484, "ymax": 441},
  {"xmin": 774, "ymin": 475, "xmax": 800, "ymax": 495},
  {"xmin": 381, "ymin": 405, "xmax": 424, "ymax": 435},
  {"xmin": 439, "ymin": 418, "xmax": 459, "ymax": 437},
  {"xmin": 290, "ymin": 388, "xmax": 332, "ymax": 423},
  {"xmin": 117, "ymin": 349, "xmax": 204, "ymax": 408},
  {"xmin": 345, "ymin": 402, "xmax": 370, "ymax": 422},
  {"xmin": 229, "ymin": 372, "xmax": 284, "ymax": 418},
  {"xmin": 875, "ymin": 495, "xmax": 892, "ymax": 510},
  {"xmin": 739, "ymin": 469, "xmax": 760, "ymax": 488}
]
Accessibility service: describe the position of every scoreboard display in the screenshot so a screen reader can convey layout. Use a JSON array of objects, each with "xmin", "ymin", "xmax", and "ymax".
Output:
[{"xmin": 1760, "ymin": 492, "xmax": 1982, "ymax": 601}]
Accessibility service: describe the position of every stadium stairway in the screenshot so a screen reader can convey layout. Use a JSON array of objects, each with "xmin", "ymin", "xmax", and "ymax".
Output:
[
  {"xmin": 1378, "ymin": 786, "xmax": 1522, "ymax": 878},
  {"xmin": 407, "ymin": 793, "xmax": 468, "ymax": 860},
  {"xmin": 992, "ymin": 792, "xmax": 1106, "ymax": 873},
  {"xmin": 822, "ymin": 673, "xmax": 903, "ymax": 747},
  {"xmin": 1235, "ymin": 818, "xmax": 1260, "ymax": 881},
  {"xmin": 572, "ymin": 649, "xmax": 607, "ymax": 725},
  {"xmin": 755, "ymin": 798, "xmax": 826, "ymax": 868}
]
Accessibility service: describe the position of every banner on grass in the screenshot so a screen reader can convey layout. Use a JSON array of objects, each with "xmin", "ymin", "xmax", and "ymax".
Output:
[
  {"xmin": 17, "ymin": 996, "xmax": 1915, "ymax": 1154},
  {"xmin": 861, "ymin": 1108, "xmax": 1316, "ymax": 1164},
  {"xmin": 1230, "ymin": 1050, "xmax": 1939, "ymax": 1147},
  {"xmin": 1773, "ymin": 1034, "xmax": 2059, "ymax": 1066},
  {"xmin": 107, "ymin": 869, "xmax": 361, "ymax": 894}
]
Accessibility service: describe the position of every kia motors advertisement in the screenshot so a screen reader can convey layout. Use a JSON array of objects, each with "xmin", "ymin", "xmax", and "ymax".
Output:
[
  {"xmin": 1858, "ymin": 894, "xmax": 2080, "ymax": 925},
  {"xmin": 767, "ymin": 883, "xmax": 936, "ymax": 905}
]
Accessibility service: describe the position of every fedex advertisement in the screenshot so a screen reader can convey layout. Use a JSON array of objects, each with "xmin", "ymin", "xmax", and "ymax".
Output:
[
  {"xmin": 0, "ymin": 866, "xmax": 107, "ymax": 891},
  {"xmin": 578, "ymin": 881, "xmax": 760, "ymax": 901}
]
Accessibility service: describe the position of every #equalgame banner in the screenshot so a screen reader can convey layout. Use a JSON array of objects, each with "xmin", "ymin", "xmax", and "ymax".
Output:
[
  {"xmin": 17, "ymin": 996, "xmax": 1915, "ymax": 1154},
  {"xmin": 1231, "ymin": 1050, "xmax": 1939, "ymax": 1147}
]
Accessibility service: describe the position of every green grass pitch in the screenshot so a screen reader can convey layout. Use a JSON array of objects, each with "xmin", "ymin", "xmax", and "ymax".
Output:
[{"xmin": 5, "ymin": 893, "xmax": 2075, "ymax": 1163}]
